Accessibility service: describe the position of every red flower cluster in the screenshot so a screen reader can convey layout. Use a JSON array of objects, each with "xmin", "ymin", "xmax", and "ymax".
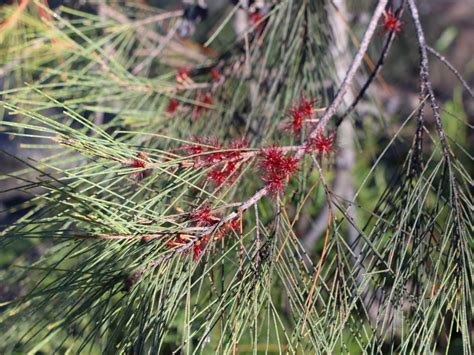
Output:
[
  {"xmin": 166, "ymin": 98, "xmax": 179, "ymax": 114},
  {"xmin": 166, "ymin": 234, "xmax": 209, "ymax": 260},
  {"xmin": 124, "ymin": 152, "xmax": 152, "ymax": 181},
  {"xmin": 210, "ymin": 68, "xmax": 222, "ymax": 82},
  {"xmin": 182, "ymin": 137, "xmax": 217, "ymax": 162},
  {"xmin": 248, "ymin": 9, "xmax": 267, "ymax": 35},
  {"xmin": 190, "ymin": 205, "xmax": 240, "ymax": 238},
  {"xmin": 182, "ymin": 138, "xmax": 248, "ymax": 187},
  {"xmin": 192, "ymin": 92, "xmax": 214, "ymax": 120},
  {"xmin": 287, "ymin": 95, "xmax": 317, "ymax": 134},
  {"xmin": 306, "ymin": 132, "xmax": 335, "ymax": 155},
  {"xmin": 191, "ymin": 205, "xmax": 220, "ymax": 226},
  {"xmin": 167, "ymin": 206, "xmax": 240, "ymax": 260},
  {"xmin": 259, "ymin": 147, "xmax": 299, "ymax": 193},
  {"xmin": 382, "ymin": 10, "xmax": 403, "ymax": 34},
  {"xmin": 192, "ymin": 236, "xmax": 210, "ymax": 260},
  {"xmin": 176, "ymin": 68, "xmax": 191, "ymax": 83}
]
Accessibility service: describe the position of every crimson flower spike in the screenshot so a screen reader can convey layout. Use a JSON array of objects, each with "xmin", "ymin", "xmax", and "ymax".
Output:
[
  {"xmin": 382, "ymin": 9, "xmax": 403, "ymax": 35},
  {"xmin": 306, "ymin": 132, "xmax": 336, "ymax": 156},
  {"xmin": 124, "ymin": 152, "xmax": 152, "ymax": 181},
  {"xmin": 259, "ymin": 147, "xmax": 299, "ymax": 194},
  {"xmin": 286, "ymin": 94, "xmax": 318, "ymax": 134},
  {"xmin": 166, "ymin": 98, "xmax": 179, "ymax": 114},
  {"xmin": 176, "ymin": 67, "xmax": 193, "ymax": 85},
  {"xmin": 210, "ymin": 68, "xmax": 222, "ymax": 82}
]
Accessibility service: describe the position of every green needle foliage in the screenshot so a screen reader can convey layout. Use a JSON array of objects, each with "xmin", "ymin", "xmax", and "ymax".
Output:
[{"xmin": 0, "ymin": 1, "xmax": 472, "ymax": 354}]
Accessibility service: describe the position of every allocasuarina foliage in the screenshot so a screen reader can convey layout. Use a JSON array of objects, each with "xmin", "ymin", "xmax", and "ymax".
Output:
[{"xmin": 0, "ymin": 0, "xmax": 471, "ymax": 354}]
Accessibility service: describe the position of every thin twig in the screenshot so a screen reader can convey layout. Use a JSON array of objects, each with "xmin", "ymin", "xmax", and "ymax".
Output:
[
  {"xmin": 301, "ymin": 155, "xmax": 334, "ymax": 334},
  {"xmin": 254, "ymin": 204, "xmax": 260, "ymax": 268},
  {"xmin": 132, "ymin": 21, "xmax": 180, "ymax": 75},
  {"xmin": 295, "ymin": 0, "xmax": 389, "ymax": 160},
  {"xmin": 75, "ymin": 233, "xmax": 192, "ymax": 241},
  {"xmin": 338, "ymin": 0, "xmax": 406, "ymax": 125},
  {"xmin": 408, "ymin": 0, "xmax": 463, "ymax": 261},
  {"xmin": 408, "ymin": 0, "xmax": 451, "ymax": 160},
  {"xmin": 426, "ymin": 45, "xmax": 474, "ymax": 99}
]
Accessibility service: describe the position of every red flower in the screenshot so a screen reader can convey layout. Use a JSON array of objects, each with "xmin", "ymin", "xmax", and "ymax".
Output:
[
  {"xmin": 249, "ymin": 10, "xmax": 266, "ymax": 34},
  {"xmin": 299, "ymin": 95, "xmax": 317, "ymax": 118},
  {"xmin": 306, "ymin": 132, "xmax": 335, "ymax": 155},
  {"xmin": 224, "ymin": 138, "xmax": 247, "ymax": 161},
  {"xmin": 382, "ymin": 10, "xmax": 403, "ymax": 34},
  {"xmin": 286, "ymin": 95, "xmax": 317, "ymax": 134},
  {"xmin": 166, "ymin": 235, "xmax": 186, "ymax": 249},
  {"xmin": 191, "ymin": 206, "xmax": 219, "ymax": 227},
  {"xmin": 166, "ymin": 98, "xmax": 179, "ymax": 114},
  {"xmin": 193, "ymin": 240, "xmax": 204, "ymax": 260},
  {"xmin": 249, "ymin": 11, "xmax": 263, "ymax": 25},
  {"xmin": 168, "ymin": 206, "xmax": 241, "ymax": 261},
  {"xmin": 208, "ymin": 168, "xmax": 227, "ymax": 186},
  {"xmin": 166, "ymin": 234, "xmax": 209, "ymax": 261},
  {"xmin": 229, "ymin": 137, "xmax": 248, "ymax": 151},
  {"xmin": 210, "ymin": 68, "xmax": 221, "ymax": 82},
  {"xmin": 227, "ymin": 218, "xmax": 240, "ymax": 232},
  {"xmin": 181, "ymin": 137, "xmax": 247, "ymax": 186},
  {"xmin": 124, "ymin": 152, "xmax": 152, "ymax": 180},
  {"xmin": 176, "ymin": 68, "xmax": 191, "ymax": 83},
  {"xmin": 216, "ymin": 217, "xmax": 241, "ymax": 239},
  {"xmin": 260, "ymin": 147, "xmax": 283, "ymax": 171},
  {"xmin": 259, "ymin": 147, "xmax": 299, "ymax": 193},
  {"xmin": 193, "ymin": 235, "xmax": 210, "ymax": 260},
  {"xmin": 181, "ymin": 137, "xmax": 220, "ymax": 166},
  {"xmin": 130, "ymin": 152, "xmax": 148, "ymax": 168},
  {"xmin": 287, "ymin": 109, "xmax": 304, "ymax": 134},
  {"xmin": 182, "ymin": 143, "xmax": 204, "ymax": 157}
]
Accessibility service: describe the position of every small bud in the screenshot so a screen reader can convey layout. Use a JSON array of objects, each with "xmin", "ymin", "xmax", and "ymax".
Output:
[{"xmin": 176, "ymin": 68, "xmax": 192, "ymax": 83}]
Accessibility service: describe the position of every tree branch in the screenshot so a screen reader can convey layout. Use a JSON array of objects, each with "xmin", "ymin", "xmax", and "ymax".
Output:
[
  {"xmin": 337, "ymin": 0, "xmax": 406, "ymax": 125},
  {"xmin": 407, "ymin": 0, "xmax": 451, "ymax": 160},
  {"xmin": 80, "ymin": 0, "xmax": 390, "ymax": 249},
  {"xmin": 295, "ymin": 0, "xmax": 389, "ymax": 160},
  {"xmin": 426, "ymin": 45, "xmax": 474, "ymax": 99}
]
